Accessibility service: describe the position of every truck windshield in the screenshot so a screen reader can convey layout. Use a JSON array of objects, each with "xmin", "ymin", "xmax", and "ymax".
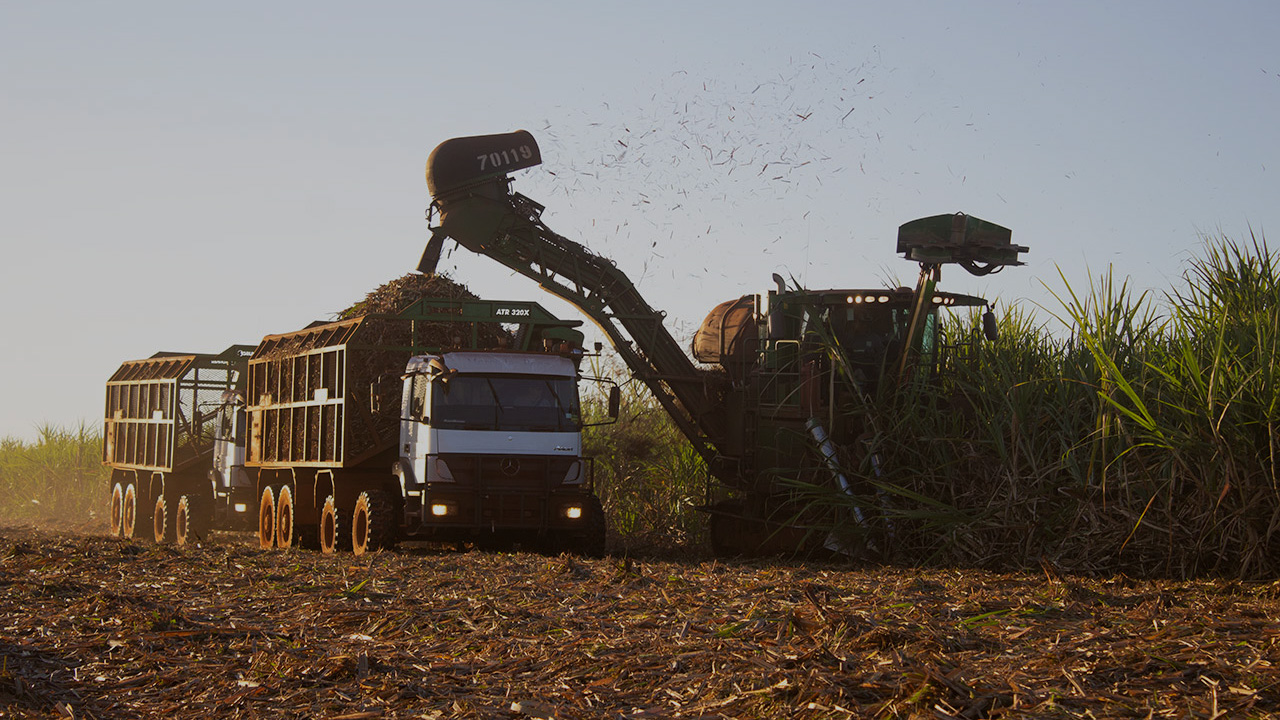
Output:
[{"xmin": 432, "ymin": 375, "xmax": 580, "ymax": 432}]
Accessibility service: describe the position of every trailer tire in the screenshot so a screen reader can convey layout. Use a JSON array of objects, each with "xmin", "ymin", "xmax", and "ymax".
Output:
[
  {"xmin": 258, "ymin": 486, "xmax": 276, "ymax": 550},
  {"xmin": 121, "ymin": 484, "xmax": 138, "ymax": 540},
  {"xmin": 351, "ymin": 490, "xmax": 395, "ymax": 556},
  {"xmin": 319, "ymin": 495, "xmax": 340, "ymax": 554},
  {"xmin": 275, "ymin": 485, "xmax": 295, "ymax": 550},
  {"xmin": 153, "ymin": 493, "xmax": 173, "ymax": 544},
  {"xmin": 109, "ymin": 483, "xmax": 124, "ymax": 537},
  {"xmin": 175, "ymin": 494, "xmax": 210, "ymax": 547}
]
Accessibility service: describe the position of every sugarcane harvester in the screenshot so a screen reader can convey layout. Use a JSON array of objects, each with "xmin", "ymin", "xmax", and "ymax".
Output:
[{"xmin": 421, "ymin": 130, "xmax": 1028, "ymax": 555}]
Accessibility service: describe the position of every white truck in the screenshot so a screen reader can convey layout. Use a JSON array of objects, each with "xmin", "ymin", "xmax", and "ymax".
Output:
[
  {"xmin": 395, "ymin": 350, "xmax": 610, "ymax": 551},
  {"xmin": 111, "ymin": 296, "xmax": 615, "ymax": 555}
]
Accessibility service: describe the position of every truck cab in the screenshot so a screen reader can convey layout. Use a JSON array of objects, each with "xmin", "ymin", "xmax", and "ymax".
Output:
[
  {"xmin": 396, "ymin": 350, "xmax": 604, "ymax": 551},
  {"xmin": 209, "ymin": 390, "xmax": 256, "ymax": 527}
]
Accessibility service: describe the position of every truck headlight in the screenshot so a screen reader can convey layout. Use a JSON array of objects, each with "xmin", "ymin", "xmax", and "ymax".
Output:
[
  {"xmin": 564, "ymin": 505, "xmax": 583, "ymax": 520},
  {"xmin": 431, "ymin": 503, "xmax": 451, "ymax": 517}
]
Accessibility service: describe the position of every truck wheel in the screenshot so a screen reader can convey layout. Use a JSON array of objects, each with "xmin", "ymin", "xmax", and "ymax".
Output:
[
  {"xmin": 121, "ymin": 484, "xmax": 138, "ymax": 539},
  {"xmin": 258, "ymin": 487, "xmax": 276, "ymax": 550},
  {"xmin": 275, "ymin": 486, "xmax": 295, "ymax": 550},
  {"xmin": 175, "ymin": 494, "xmax": 210, "ymax": 547},
  {"xmin": 319, "ymin": 495, "xmax": 341, "ymax": 554},
  {"xmin": 351, "ymin": 490, "xmax": 395, "ymax": 556},
  {"xmin": 109, "ymin": 483, "xmax": 124, "ymax": 537},
  {"xmin": 153, "ymin": 494, "xmax": 174, "ymax": 543}
]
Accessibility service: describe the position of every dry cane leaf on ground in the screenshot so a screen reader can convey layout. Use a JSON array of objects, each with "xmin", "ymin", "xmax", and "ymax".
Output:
[{"xmin": 0, "ymin": 526, "xmax": 1278, "ymax": 719}]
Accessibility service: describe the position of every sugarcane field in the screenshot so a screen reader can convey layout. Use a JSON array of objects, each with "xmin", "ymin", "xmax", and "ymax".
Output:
[{"xmin": 5, "ymin": 188, "xmax": 1280, "ymax": 717}]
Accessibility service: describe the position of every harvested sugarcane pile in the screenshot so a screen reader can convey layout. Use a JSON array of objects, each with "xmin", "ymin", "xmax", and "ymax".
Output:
[
  {"xmin": 349, "ymin": 272, "xmax": 516, "ymax": 351},
  {"xmin": 1, "ymin": 525, "xmax": 1278, "ymax": 719},
  {"xmin": 251, "ymin": 273, "xmax": 519, "ymax": 463},
  {"xmin": 339, "ymin": 272, "xmax": 479, "ymax": 318}
]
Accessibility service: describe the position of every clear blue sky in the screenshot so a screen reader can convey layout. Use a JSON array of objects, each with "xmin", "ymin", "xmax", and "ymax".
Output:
[{"xmin": 3, "ymin": 1, "xmax": 1278, "ymax": 440}]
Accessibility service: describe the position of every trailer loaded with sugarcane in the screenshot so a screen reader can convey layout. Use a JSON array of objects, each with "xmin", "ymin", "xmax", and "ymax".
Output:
[
  {"xmin": 104, "ymin": 296, "xmax": 616, "ymax": 555},
  {"xmin": 419, "ymin": 130, "xmax": 1029, "ymax": 555}
]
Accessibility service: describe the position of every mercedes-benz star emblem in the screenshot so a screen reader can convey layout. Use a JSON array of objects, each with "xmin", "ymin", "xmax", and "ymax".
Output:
[{"xmin": 499, "ymin": 458, "xmax": 520, "ymax": 476}]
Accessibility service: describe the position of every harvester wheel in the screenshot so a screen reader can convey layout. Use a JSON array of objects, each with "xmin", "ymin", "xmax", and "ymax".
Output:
[
  {"xmin": 275, "ymin": 485, "xmax": 295, "ymax": 550},
  {"xmin": 351, "ymin": 490, "xmax": 395, "ymax": 556},
  {"xmin": 109, "ymin": 483, "xmax": 124, "ymax": 537},
  {"xmin": 258, "ymin": 487, "xmax": 276, "ymax": 550},
  {"xmin": 153, "ymin": 493, "xmax": 174, "ymax": 543},
  {"xmin": 121, "ymin": 484, "xmax": 138, "ymax": 539},
  {"xmin": 319, "ymin": 495, "xmax": 340, "ymax": 554},
  {"xmin": 175, "ymin": 494, "xmax": 210, "ymax": 547}
]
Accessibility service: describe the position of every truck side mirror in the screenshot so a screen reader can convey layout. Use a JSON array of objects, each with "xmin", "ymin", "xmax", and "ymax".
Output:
[
  {"xmin": 370, "ymin": 374, "xmax": 398, "ymax": 415},
  {"xmin": 982, "ymin": 308, "xmax": 999, "ymax": 342},
  {"xmin": 608, "ymin": 385, "xmax": 621, "ymax": 419}
]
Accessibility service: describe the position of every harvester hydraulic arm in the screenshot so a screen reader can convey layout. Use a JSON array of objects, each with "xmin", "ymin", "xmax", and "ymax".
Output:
[{"xmin": 423, "ymin": 132, "xmax": 731, "ymax": 481}]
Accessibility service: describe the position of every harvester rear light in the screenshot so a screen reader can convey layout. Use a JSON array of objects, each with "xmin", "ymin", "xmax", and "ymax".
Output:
[
  {"xmin": 431, "ymin": 503, "xmax": 452, "ymax": 517},
  {"xmin": 233, "ymin": 503, "xmax": 248, "ymax": 513}
]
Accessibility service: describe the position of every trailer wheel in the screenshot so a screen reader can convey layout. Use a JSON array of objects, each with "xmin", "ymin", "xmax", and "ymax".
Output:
[
  {"xmin": 175, "ymin": 494, "xmax": 210, "ymax": 547},
  {"xmin": 109, "ymin": 483, "xmax": 124, "ymax": 537},
  {"xmin": 121, "ymin": 483, "xmax": 138, "ymax": 540},
  {"xmin": 275, "ymin": 485, "xmax": 295, "ymax": 550},
  {"xmin": 351, "ymin": 490, "xmax": 395, "ymax": 556},
  {"xmin": 258, "ymin": 487, "xmax": 276, "ymax": 550},
  {"xmin": 319, "ymin": 495, "xmax": 340, "ymax": 554},
  {"xmin": 153, "ymin": 493, "xmax": 175, "ymax": 543}
]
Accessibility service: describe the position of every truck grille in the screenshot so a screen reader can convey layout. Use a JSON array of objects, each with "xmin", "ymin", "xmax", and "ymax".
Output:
[{"xmin": 439, "ymin": 454, "xmax": 574, "ymax": 490}]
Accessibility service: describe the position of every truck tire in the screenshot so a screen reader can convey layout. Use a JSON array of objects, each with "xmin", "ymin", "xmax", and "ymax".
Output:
[
  {"xmin": 153, "ymin": 494, "xmax": 174, "ymax": 543},
  {"xmin": 319, "ymin": 495, "xmax": 340, "ymax": 555},
  {"xmin": 109, "ymin": 483, "xmax": 124, "ymax": 537},
  {"xmin": 175, "ymin": 494, "xmax": 211, "ymax": 547},
  {"xmin": 351, "ymin": 490, "xmax": 395, "ymax": 556},
  {"xmin": 121, "ymin": 483, "xmax": 138, "ymax": 540},
  {"xmin": 258, "ymin": 487, "xmax": 276, "ymax": 550},
  {"xmin": 275, "ymin": 485, "xmax": 295, "ymax": 550}
]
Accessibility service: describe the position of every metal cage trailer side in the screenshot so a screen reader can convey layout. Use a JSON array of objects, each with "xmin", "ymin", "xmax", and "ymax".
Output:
[{"xmin": 103, "ymin": 344, "xmax": 255, "ymax": 543}]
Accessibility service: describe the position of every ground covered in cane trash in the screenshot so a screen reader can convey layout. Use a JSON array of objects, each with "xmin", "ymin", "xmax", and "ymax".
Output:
[{"xmin": 1, "ymin": 525, "xmax": 1278, "ymax": 719}]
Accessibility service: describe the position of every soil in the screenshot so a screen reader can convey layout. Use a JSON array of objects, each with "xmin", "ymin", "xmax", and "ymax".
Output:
[{"xmin": 1, "ymin": 525, "xmax": 1278, "ymax": 719}]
